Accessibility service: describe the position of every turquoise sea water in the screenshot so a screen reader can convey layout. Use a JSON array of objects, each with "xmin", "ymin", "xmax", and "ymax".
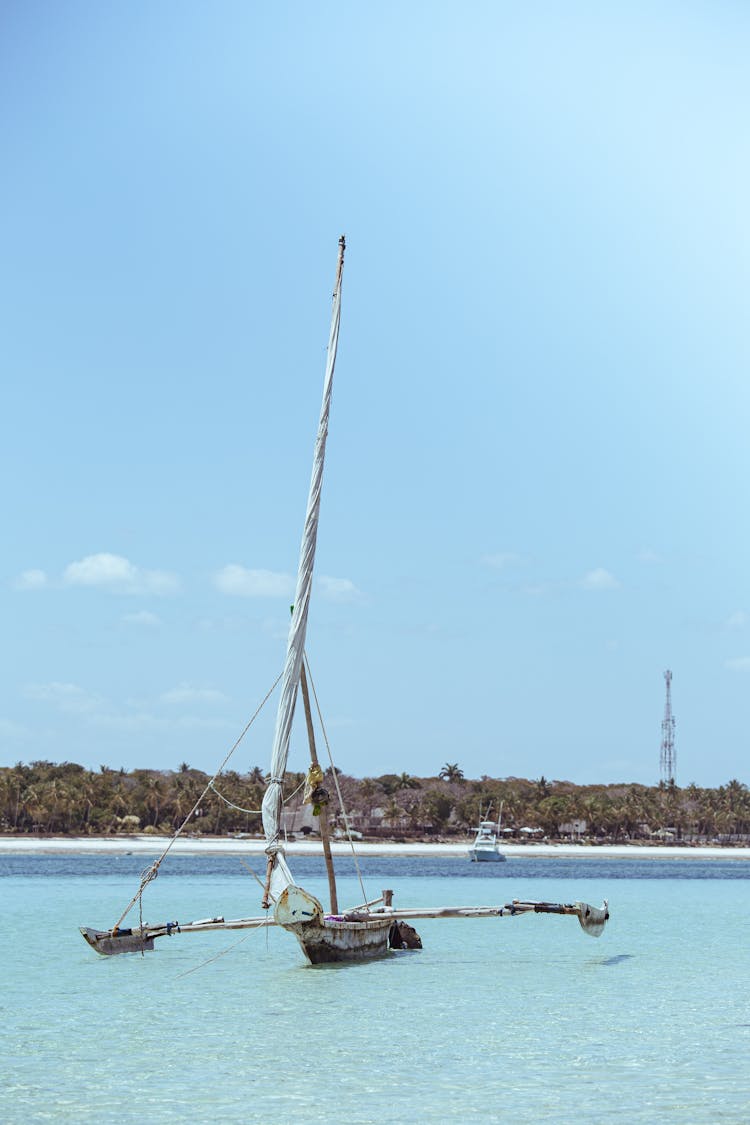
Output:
[{"xmin": 4, "ymin": 853, "xmax": 750, "ymax": 1124}]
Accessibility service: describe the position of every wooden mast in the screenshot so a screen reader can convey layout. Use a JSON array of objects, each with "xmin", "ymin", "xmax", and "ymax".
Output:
[{"xmin": 299, "ymin": 660, "xmax": 339, "ymax": 915}]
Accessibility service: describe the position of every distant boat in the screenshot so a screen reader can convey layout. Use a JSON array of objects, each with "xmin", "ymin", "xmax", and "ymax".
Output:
[
  {"xmin": 468, "ymin": 807, "xmax": 506, "ymax": 863},
  {"xmin": 80, "ymin": 239, "xmax": 608, "ymax": 962}
]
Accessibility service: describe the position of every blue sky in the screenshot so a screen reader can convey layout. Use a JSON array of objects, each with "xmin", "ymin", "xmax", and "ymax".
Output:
[{"xmin": 2, "ymin": 2, "xmax": 749, "ymax": 786}]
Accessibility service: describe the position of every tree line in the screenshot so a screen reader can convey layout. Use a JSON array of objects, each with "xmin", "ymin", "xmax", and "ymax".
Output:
[{"xmin": 2, "ymin": 759, "xmax": 750, "ymax": 843}]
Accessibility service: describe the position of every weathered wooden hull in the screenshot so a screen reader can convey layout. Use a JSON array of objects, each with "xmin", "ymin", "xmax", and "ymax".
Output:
[
  {"xmin": 273, "ymin": 882, "xmax": 394, "ymax": 964},
  {"xmin": 80, "ymin": 925, "xmax": 155, "ymax": 955},
  {"xmin": 282, "ymin": 915, "xmax": 394, "ymax": 965}
]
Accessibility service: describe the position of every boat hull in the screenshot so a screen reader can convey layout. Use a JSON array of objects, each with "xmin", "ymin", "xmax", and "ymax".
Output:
[
  {"xmin": 469, "ymin": 848, "xmax": 506, "ymax": 862},
  {"xmin": 79, "ymin": 926, "xmax": 155, "ymax": 955},
  {"xmin": 274, "ymin": 882, "xmax": 394, "ymax": 964},
  {"xmin": 468, "ymin": 819, "xmax": 505, "ymax": 863},
  {"xmin": 283, "ymin": 915, "xmax": 394, "ymax": 965}
]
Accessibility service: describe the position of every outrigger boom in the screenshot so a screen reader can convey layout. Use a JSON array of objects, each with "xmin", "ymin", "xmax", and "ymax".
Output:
[{"xmin": 80, "ymin": 897, "xmax": 609, "ymax": 955}]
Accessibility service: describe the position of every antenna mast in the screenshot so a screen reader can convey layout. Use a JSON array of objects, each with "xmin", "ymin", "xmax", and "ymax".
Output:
[{"xmin": 660, "ymin": 669, "xmax": 676, "ymax": 785}]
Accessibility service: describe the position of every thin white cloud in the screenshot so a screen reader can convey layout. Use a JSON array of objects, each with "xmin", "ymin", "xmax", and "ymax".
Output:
[
  {"xmin": 214, "ymin": 565, "xmax": 295, "ymax": 598},
  {"xmin": 482, "ymin": 552, "xmax": 522, "ymax": 570},
  {"xmin": 214, "ymin": 565, "xmax": 361, "ymax": 603},
  {"xmin": 122, "ymin": 610, "xmax": 162, "ymax": 627},
  {"xmin": 325, "ymin": 715, "xmax": 357, "ymax": 730},
  {"xmin": 581, "ymin": 568, "xmax": 620, "ymax": 591},
  {"xmin": 122, "ymin": 609, "xmax": 162, "ymax": 627},
  {"xmin": 318, "ymin": 575, "xmax": 362, "ymax": 602},
  {"xmin": 637, "ymin": 547, "xmax": 663, "ymax": 563},
  {"xmin": 160, "ymin": 683, "xmax": 228, "ymax": 705},
  {"xmin": 63, "ymin": 553, "xmax": 179, "ymax": 595},
  {"xmin": 23, "ymin": 681, "xmax": 233, "ymax": 734},
  {"xmin": 725, "ymin": 610, "xmax": 748, "ymax": 630},
  {"xmin": 0, "ymin": 717, "xmax": 29, "ymax": 738},
  {"xmin": 14, "ymin": 568, "xmax": 48, "ymax": 590},
  {"xmin": 725, "ymin": 656, "xmax": 750, "ymax": 672},
  {"xmin": 88, "ymin": 712, "xmax": 232, "ymax": 733},
  {"xmin": 26, "ymin": 681, "xmax": 103, "ymax": 715},
  {"xmin": 261, "ymin": 615, "xmax": 294, "ymax": 642},
  {"xmin": 20, "ymin": 675, "xmax": 236, "ymax": 738},
  {"xmin": 174, "ymin": 715, "xmax": 234, "ymax": 731}
]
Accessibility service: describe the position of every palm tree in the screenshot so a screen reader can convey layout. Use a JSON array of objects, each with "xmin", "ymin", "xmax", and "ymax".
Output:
[
  {"xmin": 421, "ymin": 789, "xmax": 454, "ymax": 830},
  {"xmin": 357, "ymin": 778, "xmax": 379, "ymax": 818},
  {"xmin": 384, "ymin": 798, "xmax": 405, "ymax": 828},
  {"xmin": 537, "ymin": 795, "xmax": 570, "ymax": 837},
  {"xmin": 145, "ymin": 776, "xmax": 164, "ymax": 827},
  {"xmin": 0, "ymin": 770, "xmax": 19, "ymax": 829},
  {"xmin": 439, "ymin": 763, "xmax": 464, "ymax": 783},
  {"xmin": 397, "ymin": 772, "xmax": 420, "ymax": 790},
  {"xmin": 535, "ymin": 775, "xmax": 550, "ymax": 798},
  {"xmin": 23, "ymin": 784, "xmax": 48, "ymax": 832}
]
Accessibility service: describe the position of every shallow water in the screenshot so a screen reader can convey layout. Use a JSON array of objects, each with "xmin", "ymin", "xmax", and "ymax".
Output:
[{"xmin": 4, "ymin": 854, "xmax": 750, "ymax": 1123}]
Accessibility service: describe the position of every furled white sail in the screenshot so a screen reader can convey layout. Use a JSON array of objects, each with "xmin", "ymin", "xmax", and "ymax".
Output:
[{"xmin": 261, "ymin": 237, "xmax": 345, "ymax": 904}]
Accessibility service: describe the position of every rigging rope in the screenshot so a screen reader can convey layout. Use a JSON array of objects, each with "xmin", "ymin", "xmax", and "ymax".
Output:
[
  {"xmin": 238, "ymin": 857, "xmax": 272, "ymax": 899},
  {"xmin": 111, "ymin": 669, "xmax": 284, "ymax": 934},
  {"xmin": 207, "ymin": 782, "xmax": 262, "ymax": 817},
  {"xmin": 175, "ymin": 932, "xmax": 253, "ymax": 979},
  {"xmin": 304, "ymin": 653, "xmax": 369, "ymax": 909},
  {"xmin": 208, "ymin": 773, "xmax": 306, "ymax": 816}
]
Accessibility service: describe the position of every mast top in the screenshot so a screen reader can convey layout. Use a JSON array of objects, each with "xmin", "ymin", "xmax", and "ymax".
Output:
[{"xmin": 335, "ymin": 235, "xmax": 346, "ymax": 288}]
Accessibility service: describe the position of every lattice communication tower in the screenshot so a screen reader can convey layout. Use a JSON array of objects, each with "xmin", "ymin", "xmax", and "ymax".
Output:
[{"xmin": 660, "ymin": 669, "xmax": 676, "ymax": 785}]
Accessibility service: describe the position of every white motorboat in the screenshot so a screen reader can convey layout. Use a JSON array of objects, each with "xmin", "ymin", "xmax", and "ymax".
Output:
[{"xmin": 468, "ymin": 816, "xmax": 506, "ymax": 863}]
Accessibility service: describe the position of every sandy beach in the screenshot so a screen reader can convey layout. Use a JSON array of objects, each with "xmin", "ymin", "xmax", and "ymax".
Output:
[{"xmin": 1, "ymin": 834, "xmax": 748, "ymax": 860}]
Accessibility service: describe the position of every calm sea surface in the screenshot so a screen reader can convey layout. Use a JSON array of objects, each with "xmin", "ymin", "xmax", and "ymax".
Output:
[{"xmin": 4, "ymin": 853, "xmax": 750, "ymax": 1123}]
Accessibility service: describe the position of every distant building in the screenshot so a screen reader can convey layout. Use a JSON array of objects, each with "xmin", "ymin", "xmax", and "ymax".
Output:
[{"xmin": 558, "ymin": 819, "xmax": 588, "ymax": 838}]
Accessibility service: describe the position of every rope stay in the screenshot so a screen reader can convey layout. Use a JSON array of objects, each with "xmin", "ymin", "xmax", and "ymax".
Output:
[
  {"xmin": 175, "ymin": 932, "xmax": 253, "ymax": 979},
  {"xmin": 207, "ymin": 781, "xmax": 262, "ymax": 817},
  {"xmin": 112, "ymin": 650, "xmax": 369, "ymax": 935},
  {"xmin": 111, "ymin": 669, "xmax": 284, "ymax": 933},
  {"xmin": 303, "ymin": 653, "xmax": 369, "ymax": 909},
  {"xmin": 209, "ymin": 771, "xmax": 309, "ymax": 817}
]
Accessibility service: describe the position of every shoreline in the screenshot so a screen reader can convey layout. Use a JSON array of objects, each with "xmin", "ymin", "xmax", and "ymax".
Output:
[{"xmin": 1, "ymin": 834, "xmax": 749, "ymax": 860}]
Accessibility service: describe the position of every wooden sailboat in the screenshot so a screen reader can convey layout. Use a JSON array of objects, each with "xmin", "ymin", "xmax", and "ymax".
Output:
[
  {"xmin": 252, "ymin": 236, "xmax": 397, "ymax": 963},
  {"xmin": 80, "ymin": 238, "xmax": 609, "ymax": 962}
]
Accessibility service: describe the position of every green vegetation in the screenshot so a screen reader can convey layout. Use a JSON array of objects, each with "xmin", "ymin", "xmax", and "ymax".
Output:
[{"xmin": 2, "ymin": 761, "xmax": 750, "ymax": 844}]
